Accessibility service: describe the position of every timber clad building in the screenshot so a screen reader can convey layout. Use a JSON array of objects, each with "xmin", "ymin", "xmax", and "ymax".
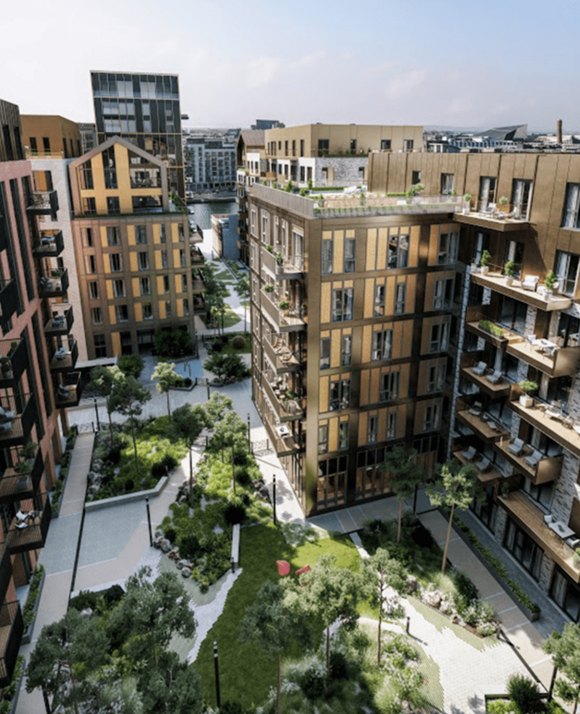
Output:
[{"xmin": 250, "ymin": 148, "xmax": 580, "ymax": 620}]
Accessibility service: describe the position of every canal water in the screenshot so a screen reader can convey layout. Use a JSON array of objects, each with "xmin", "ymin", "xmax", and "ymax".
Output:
[{"xmin": 188, "ymin": 200, "xmax": 238, "ymax": 230}]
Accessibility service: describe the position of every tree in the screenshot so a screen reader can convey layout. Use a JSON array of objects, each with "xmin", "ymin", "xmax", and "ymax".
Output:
[
  {"xmin": 301, "ymin": 555, "xmax": 361, "ymax": 677},
  {"xmin": 117, "ymin": 354, "xmax": 145, "ymax": 379},
  {"xmin": 240, "ymin": 580, "xmax": 311, "ymax": 714},
  {"xmin": 172, "ymin": 404, "xmax": 209, "ymax": 491},
  {"xmin": 235, "ymin": 275, "xmax": 250, "ymax": 333},
  {"xmin": 204, "ymin": 352, "xmax": 250, "ymax": 385},
  {"xmin": 154, "ymin": 329, "xmax": 193, "ymax": 358},
  {"xmin": 201, "ymin": 264, "xmax": 229, "ymax": 335},
  {"xmin": 363, "ymin": 548, "xmax": 407, "ymax": 666},
  {"xmin": 108, "ymin": 375, "xmax": 151, "ymax": 464},
  {"xmin": 27, "ymin": 608, "xmax": 110, "ymax": 714},
  {"xmin": 88, "ymin": 365, "xmax": 123, "ymax": 446},
  {"xmin": 427, "ymin": 461, "xmax": 477, "ymax": 574},
  {"xmin": 152, "ymin": 361, "xmax": 181, "ymax": 417},
  {"xmin": 381, "ymin": 445, "xmax": 423, "ymax": 543},
  {"xmin": 544, "ymin": 623, "xmax": 580, "ymax": 713}
]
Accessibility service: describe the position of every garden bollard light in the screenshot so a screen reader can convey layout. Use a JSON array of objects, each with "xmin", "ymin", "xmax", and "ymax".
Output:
[{"xmin": 406, "ymin": 616, "xmax": 410, "ymax": 635}]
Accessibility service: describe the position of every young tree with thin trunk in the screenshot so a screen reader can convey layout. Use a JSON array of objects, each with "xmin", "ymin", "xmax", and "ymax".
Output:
[
  {"xmin": 88, "ymin": 365, "xmax": 123, "ymax": 447},
  {"xmin": 235, "ymin": 275, "xmax": 250, "ymax": 333},
  {"xmin": 363, "ymin": 548, "xmax": 407, "ymax": 666},
  {"xmin": 240, "ymin": 580, "xmax": 310, "ymax": 714},
  {"xmin": 108, "ymin": 375, "xmax": 151, "ymax": 465},
  {"xmin": 301, "ymin": 555, "xmax": 361, "ymax": 678},
  {"xmin": 427, "ymin": 461, "xmax": 476, "ymax": 574},
  {"xmin": 172, "ymin": 404, "xmax": 209, "ymax": 491},
  {"xmin": 544, "ymin": 623, "xmax": 580, "ymax": 714},
  {"xmin": 151, "ymin": 361, "xmax": 181, "ymax": 417},
  {"xmin": 381, "ymin": 444, "xmax": 423, "ymax": 543}
]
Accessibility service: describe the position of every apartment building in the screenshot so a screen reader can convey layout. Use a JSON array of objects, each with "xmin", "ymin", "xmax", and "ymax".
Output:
[
  {"xmin": 184, "ymin": 129, "xmax": 238, "ymax": 197},
  {"xmin": 68, "ymin": 137, "xmax": 198, "ymax": 359},
  {"xmin": 78, "ymin": 122, "xmax": 97, "ymax": 154},
  {"xmin": 20, "ymin": 114, "xmax": 82, "ymax": 159},
  {"xmin": 0, "ymin": 99, "xmax": 76, "ymax": 685},
  {"xmin": 91, "ymin": 71, "xmax": 185, "ymax": 200},
  {"xmin": 236, "ymin": 129, "xmax": 267, "ymax": 264}
]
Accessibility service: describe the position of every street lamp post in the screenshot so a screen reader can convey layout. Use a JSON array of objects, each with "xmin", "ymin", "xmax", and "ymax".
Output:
[
  {"xmin": 247, "ymin": 413, "xmax": 252, "ymax": 452},
  {"xmin": 213, "ymin": 641, "xmax": 221, "ymax": 708},
  {"xmin": 145, "ymin": 498, "xmax": 153, "ymax": 546},
  {"xmin": 93, "ymin": 397, "xmax": 100, "ymax": 430},
  {"xmin": 272, "ymin": 474, "xmax": 277, "ymax": 525}
]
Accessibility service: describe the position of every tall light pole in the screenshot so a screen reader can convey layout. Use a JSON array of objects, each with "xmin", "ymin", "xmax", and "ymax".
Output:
[
  {"xmin": 247, "ymin": 413, "xmax": 251, "ymax": 452},
  {"xmin": 213, "ymin": 641, "xmax": 221, "ymax": 708},
  {"xmin": 272, "ymin": 474, "xmax": 277, "ymax": 525},
  {"xmin": 93, "ymin": 397, "xmax": 100, "ymax": 430}
]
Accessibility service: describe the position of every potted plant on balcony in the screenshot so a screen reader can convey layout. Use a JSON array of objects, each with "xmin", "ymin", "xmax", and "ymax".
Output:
[
  {"xmin": 279, "ymin": 299, "xmax": 290, "ymax": 313},
  {"xmin": 574, "ymin": 547, "xmax": 580, "ymax": 567},
  {"xmin": 264, "ymin": 284, "xmax": 274, "ymax": 293},
  {"xmin": 480, "ymin": 249, "xmax": 492, "ymax": 275},
  {"xmin": 518, "ymin": 380, "xmax": 538, "ymax": 408},
  {"xmin": 498, "ymin": 195, "xmax": 509, "ymax": 213},
  {"xmin": 406, "ymin": 183, "xmax": 424, "ymax": 204},
  {"xmin": 463, "ymin": 193, "xmax": 472, "ymax": 214},
  {"xmin": 0, "ymin": 356, "xmax": 12, "ymax": 378},
  {"xmin": 504, "ymin": 259, "xmax": 516, "ymax": 286},
  {"xmin": 275, "ymin": 252, "xmax": 284, "ymax": 267},
  {"xmin": 542, "ymin": 270, "xmax": 558, "ymax": 297}
]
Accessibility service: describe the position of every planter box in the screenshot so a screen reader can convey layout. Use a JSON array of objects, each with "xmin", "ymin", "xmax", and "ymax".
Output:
[
  {"xmin": 21, "ymin": 569, "xmax": 46, "ymax": 644},
  {"xmin": 519, "ymin": 394, "xmax": 534, "ymax": 408}
]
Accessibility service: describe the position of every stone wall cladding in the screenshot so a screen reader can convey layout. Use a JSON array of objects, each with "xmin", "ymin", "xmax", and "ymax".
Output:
[
  {"xmin": 494, "ymin": 506, "xmax": 508, "ymax": 544},
  {"xmin": 314, "ymin": 157, "xmax": 368, "ymax": 186},
  {"xmin": 538, "ymin": 552, "xmax": 555, "ymax": 592}
]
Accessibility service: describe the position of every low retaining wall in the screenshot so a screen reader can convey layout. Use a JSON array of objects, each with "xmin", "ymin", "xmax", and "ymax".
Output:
[
  {"xmin": 231, "ymin": 524, "xmax": 240, "ymax": 566},
  {"xmin": 85, "ymin": 476, "xmax": 168, "ymax": 512}
]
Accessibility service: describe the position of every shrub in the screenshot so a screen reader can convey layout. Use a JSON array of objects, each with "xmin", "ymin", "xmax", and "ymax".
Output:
[
  {"xmin": 70, "ymin": 590, "xmax": 99, "ymax": 612},
  {"xmin": 224, "ymin": 501, "xmax": 246, "ymax": 525},
  {"xmin": 124, "ymin": 479, "xmax": 134, "ymax": 492},
  {"xmin": 236, "ymin": 469, "xmax": 251, "ymax": 487},
  {"xmin": 231, "ymin": 334, "xmax": 246, "ymax": 349},
  {"xmin": 107, "ymin": 445, "xmax": 122, "ymax": 465},
  {"xmin": 102, "ymin": 584, "xmax": 125, "ymax": 609},
  {"xmin": 452, "ymin": 570, "xmax": 479, "ymax": 613},
  {"xmin": 178, "ymin": 532, "xmax": 201, "ymax": 560},
  {"xmin": 411, "ymin": 523, "xmax": 435, "ymax": 549},
  {"xmin": 117, "ymin": 354, "xmax": 144, "ymax": 378},
  {"xmin": 507, "ymin": 674, "xmax": 543, "ymax": 713},
  {"xmin": 329, "ymin": 649, "xmax": 350, "ymax": 680},
  {"xmin": 161, "ymin": 454, "xmax": 178, "ymax": 471},
  {"xmin": 154, "ymin": 329, "xmax": 193, "ymax": 357},
  {"xmin": 151, "ymin": 454, "xmax": 178, "ymax": 478},
  {"xmin": 300, "ymin": 660, "xmax": 326, "ymax": 700},
  {"xmin": 163, "ymin": 527, "xmax": 177, "ymax": 543},
  {"xmin": 487, "ymin": 702, "xmax": 516, "ymax": 714}
]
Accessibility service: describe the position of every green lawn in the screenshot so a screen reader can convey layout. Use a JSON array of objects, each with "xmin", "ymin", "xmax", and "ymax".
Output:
[
  {"xmin": 218, "ymin": 332, "xmax": 252, "ymax": 355},
  {"xmin": 194, "ymin": 524, "xmax": 360, "ymax": 709}
]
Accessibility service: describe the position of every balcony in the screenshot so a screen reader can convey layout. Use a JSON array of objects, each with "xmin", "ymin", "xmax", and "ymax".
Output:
[
  {"xmin": 460, "ymin": 364, "xmax": 511, "ymax": 398},
  {"xmin": 261, "ymin": 289, "xmax": 306, "ymax": 333},
  {"xmin": 506, "ymin": 337, "xmax": 580, "ymax": 378},
  {"xmin": 26, "ymin": 190, "xmax": 58, "ymax": 219},
  {"xmin": 38, "ymin": 268, "xmax": 69, "ymax": 298},
  {"xmin": 453, "ymin": 449, "xmax": 502, "ymax": 485},
  {"xmin": 190, "ymin": 247, "xmax": 205, "ymax": 265},
  {"xmin": 0, "ymin": 337, "xmax": 28, "ymax": 388},
  {"xmin": 7, "ymin": 498, "xmax": 52, "ymax": 554},
  {"xmin": 49, "ymin": 337, "xmax": 78, "ymax": 372},
  {"xmin": 509, "ymin": 393, "xmax": 580, "ymax": 458},
  {"xmin": 0, "ymin": 447, "xmax": 44, "ymax": 504},
  {"xmin": 465, "ymin": 317, "xmax": 521, "ymax": 350},
  {"xmin": 263, "ymin": 379, "xmax": 304, "ymax": 423},
  {"xmin": 0, "ymin": 601, "xmax": 24, "ymax": 687},
  {"xmin": 32, "ymin": 231, "xmax": 64, "ymax": 258},
  {"xmin": 471, "ymin": 272, "xmax": 572, "ymax": 312},
  {"xmin": 54, "ymin": 372, "xmax": 82, "ymax": 408},
  {"xmin": 263, "ymin": 335, "xmax": 302, "ymax": 373},
  {"xmin": 495, "ymin": 437, "xmax": 561, "ymax": 485},
  {"xmin": 0, "ymin": 395, "xmax": 36, "ymax": 448},
  {"xmin": 191, "ymin": 278, "xmax": 205, "ymax": 294},
  {"xmin": 456, "ymin": 399, "xmax": 509, "ymax": 442},
  {"xmin": 0, "ymin": 280, "xmax": 17, "ymax": 330},
  {"xmin": 454, "ymin": 209, "xmax": 530, "ymax": 233},
  {"xmin": 264, "ymin": 419, "xmax": 303, "ymax": 457},
  {"xmin": 499, "ymin": 490, "xmax": 580, "ymax": 582},
  {"xmin": 44, "ymin": 305, "xmax": 74, "ymax": 337},
  {"xmin": 0, "ymin": 545, "xmax": 12, "ymax": 606}
]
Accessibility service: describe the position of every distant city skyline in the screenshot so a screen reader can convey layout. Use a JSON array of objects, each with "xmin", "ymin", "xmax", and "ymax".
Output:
[{"xmin": 2, "ymin": 0, "xmax": 579, "ymax": 132}]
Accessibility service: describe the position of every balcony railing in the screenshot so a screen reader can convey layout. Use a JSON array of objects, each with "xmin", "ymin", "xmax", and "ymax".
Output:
[
  {"xmin": 455, "ymin": 399, "xmax": 509, "ymax": 442},
  {"xmin": 54, "ymin": 372, "xmax": 82, "ymax": 409},
  {"xmin": 0, "ymin": 601, "xmax": 23, "ymax": 687},
  {"xmin": 7, "ymin": 498, "xmax": 52, "ymax": 554},
  {"xmin": 0, "ymin": 395, "xmax": 36, "ymax": 448},
  {"xmin": 0, "ymin": 544, "xmax": 12, "ymax": 606},
  {"xmin": 44, "ymin": 305, "xmax": 74, "ymax": 337},
  {"xmin": 471, "ymin": 271, "xmax": 572, "ymax": 312},
  {"xmin": 38, "ymin": 268, "xmax": 69, "ymax": 298},
  {"xmin": 460, "ymin": 362, "xmax": 511, "ymax": 398},
  {"xmin": 49, "ymin": 337, "xmax": 78, "ymax": 372},
  {"xmin": 263, "ymin": 334, "xmax": 302, "ymax": 373},
  {"xmin": 0, "ymin": 337, "xmax": 28, "ymax": 389},
  {"xmin": 26, "ymin": 190, "xmax": 58, "ymax": 219},
  {"xmin": 495, "ymin": 437, "xmax": 561, "ymax": 486},
  {"xmin": 261, "ymin": 289, "xmax": 306, "ymax": 333},
  {"xmin": 264, "ymin": 418, "xmax": 303, "ymax": 457},
  {"xmin": 506, "ymin": 336, "xmax": 580, "ymax": 378},
  {"xmin": 263, "ymin": 379, "xmax": 304, "ymax": 423},
  {"xmin": 190, "ymin": 247, "xmax": 205, "ymax": 264},
  {"xmin": 0, "ymin": 280, "xmax": 17, "ymax": 331},
  {"xmin": 33, "ymin": 230, "xmax": 64, "ymax": 258},
  {"xmin": 0, "ymin": 446, "xmax": 43, "ymax": 505},
  {"xmin": 454, "ymin": 207, "xmax": 530, "ymax": 233},
  {"xmin": 453, "ymin": 449, "xmax": 502, "ymax": 486}
]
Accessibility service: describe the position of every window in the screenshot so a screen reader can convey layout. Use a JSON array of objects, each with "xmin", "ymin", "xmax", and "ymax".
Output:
[
  {"xmin": 563, "ymin": 184, "xmax": 580, "ymax": 229},
  {"xmin": 165, "ymin": 301, "xmax": 172, "ymax": 318},
  {"xmin": 427, "ymin": 363, "xmax": 446, "ymax": 393},
  {"xmin": 161, "ymin": 249, "xmax": 168, "ymax": 268},
  {"xmin": 115, "ymin": 304, "xmax": 129, "ymax": 322},
  {"xmin": 329, "ymin": 378, "xmax": 351, "ymax": 410},
  {"xmin": 179, "ymin": 249, "xmax": 186, "ymax": 267},
  {"xmin": 140, "ymin": 276, "xmax": 151, "ymax": 295},
  {"xmin": 83, "ymin": 228, "xmax": 93, "ymax": 247},
  {"xmin": 341, "ymin": 334, "xmax": 352, "ymax": 366},
  {"xmin": 479, "ymin": 176, "xmax": 497, "ymax": 210},
  {"xmin": 94, "ymin": 334, "xmax": 107, "ymax": 358},
  {"xmin": 42, "ymin": 136, "xmax": 51, "ymax": 153},
  {"xmin": 429, "ymin": 322, "xmax": 449, "ymax": 352},
  {"xmin": 320, "ymin": 337, "xmax": 330, "ymax": 369},
  {"xmin": 424, "ymin": 404, "xmax": 440, "ymax": 431},
  {"xmin": 143, "ymin": 303, "xmax": 153, "ymax": 320},
  {"xmin": 368, "ymin": 416, "xmax": 377, "ymax": 444},
  {"xmin": 88, "ymin": 281, "xmax": 99, "ymax": 299},
  {"xmin": 380, "ymin": 139, "xmax": 391, "ymax": 151},
  {"xmin": 107, "ymin": 226, "xmax": 119, "ymax": 246},
  {"xmin": 550, "ymin": 566, "xmax": 580, "ymax": 622},
  {"xmin": 504, "ymin": 518, "xmax": 543, "ymax": 581},
  {"xmin": 374, "ymin": 284, "xmax": 385, "ymax": 316},
  {"xmin": 380, "ymin": 372, "xmax": 399, "ymax": 402},
  {"xmin": 181, "ymin": 274, "xmax": 188, "ymax": 292},
  {"xmin": 387, "ymin": 234, "xmax": 409, "ymax": 269},
  {"xmin": 555, "ymin": 251, "xmax": 580, "ymax": 296},
  {"xmin": 113, "ymin": 279, "xmax": 125, "ymax": 298},
  {"xmin": 318, "ymin": 424, "xmax": 328, "ymax": 454},
  {"xmin": 82, "ymin": 197, "xmax": 96, "ymax": 214},
  {"xmin": 372, "ymin": 329, "xmax": 393, "ymax": 361},
  {"xmin": 338, "ymin": 422, "xmax": 349, "ymax": 449},
  {"xmin": 321, "ymin": 237, "xmax": 333, "ymax": 274},
  {"xmin": 511, "ymin": 179, "xmax": 533, "ymax": 219},
  {"xmin": 138, "ymin": 252, "xmax": 149, "ymax": 270},
  {"xmin": 160, "ymin": 225, "xmax": 167, "ymax": 243},
  {"xmin": 438, "ymin": 232, "xmax": 458, "ymax": 264},
  {"xmin": 387, "ymin": 413, "xmax": 397, "ymax": 439},
  {"xmin": 440, "ymin": 173, "xmax": 454, "ymax": 195},
  {"xmin": 163, "ymin": 275, "xmax": 170, "ymax": 293},
  {"xmin": 433, "ymin": 277, "xmax": 454, "ymax": 310},
  {"xmin": 394, "ymin": 283, "xmax": 406, "ymax": 314},
  {"xmin": 136, "ymin": 225, "xmax": 147, "ymax": 244},
  {"xmin": 91, "ymin": 307, "xmax": 102, "ymax": 324},
  {"xmin": 110, "ymin": 253, "xmax": 122, "ymax": 272},
  {"xmin": 85, "ymin": 255, "xmax": 96, "ymax": 274},
  {"xmin": 29, "ymin": 136, "xmax": 37, "ymax": 154},
  {"xmin": 260, "ymin": 212, "xmax": 269, "ymax": 244},
  {"xmin": 178, "ymin": 223, "xmax": 185, "ymax": 242},
  {"xmin": 318, "ymin": 139, "xmax": 329, "ymax": 156},
  {"xmin": 412, "ymin": 170, "xmax": 422, "ymax": 185},
  {"xmin": 403, "ymin": 139, "xmax": 414, "ymax": 152},
  {"xmin": 343, "ymin": 237, "xmax": 356, "ymax": 273},
  {"xmin": 332, "ymin": 288, "xmax": 353, "ymax": 322},
  {"xmin": 107, "ymin": 197, "xmax": 120, "ymax": 213}
]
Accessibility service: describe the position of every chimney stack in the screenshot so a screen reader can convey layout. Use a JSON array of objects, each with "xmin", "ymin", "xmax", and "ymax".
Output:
[{"xmin": 557, "ymin": 119, "xmax": 563, "ymax": 144}]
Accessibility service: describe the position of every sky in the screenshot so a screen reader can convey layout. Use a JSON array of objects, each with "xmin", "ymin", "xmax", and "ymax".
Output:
[{"xmin": 2, "ymin": 0, "xmax": 579, "ymax": 132}]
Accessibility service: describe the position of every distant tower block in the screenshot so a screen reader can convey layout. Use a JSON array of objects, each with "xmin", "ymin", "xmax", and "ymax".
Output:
[{"xmin": 557, "ymin": 118, "xmax": 563, "ymax": 144}]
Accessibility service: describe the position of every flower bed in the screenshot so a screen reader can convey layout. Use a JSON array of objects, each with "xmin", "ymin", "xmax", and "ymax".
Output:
[{"xmin": 21, "ymin": 565, "xmax": 45, "ymax": 644}]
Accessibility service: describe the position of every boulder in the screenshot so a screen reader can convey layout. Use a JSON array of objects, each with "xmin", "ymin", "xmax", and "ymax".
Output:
[
  {"xmin": 406, "ymin": 575, "xmax": 419, "ymax": 594},
  {"xmin": 178, "ymin": 559, "xmax": 192, "ymax": 570},
  {"xmin": 181, "ymin": 567, "xmax": 192, "ymax": 578},
  {"xmin": 422, "ymin": 589, "xmax": 442, "ymax": 609},
  {"xmin": 160, "ymin": 539, "xmax": 172, "ymax": 553},
  {"xmin": 168, "ymin": 548, "xmax": 180, "ymax": 560}
]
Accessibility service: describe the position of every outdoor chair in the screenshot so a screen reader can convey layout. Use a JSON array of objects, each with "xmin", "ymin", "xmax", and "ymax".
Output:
[
  {"xmin": 485, "ymin": 370, "xmax": 503, "ymax": 385},
  {"xmin": 276, "ymin": 560, "xmax": 291, "ymax": 577},
  {"xmin": 507, "ymin": 438, "xmax": 524, "ymax": 456},
  {"xmin": 0, "ymin": 406, "xmax": 15, "ymax": 422},
  {"xmin": 525, "ymin": 334, "xmax": 537, "ymax": 345},
  {"xmin": 521, "ymin": 275, "xmax": 539, "ymax": 292},
  {"xmin": 468, "ymin": 401, "xmax": 483, "ymax": 416},
  {"xmin": 474, "ymin": 456, "xmax": 491, "ymax": 472},
  {"xmin": 472, "ymin": 361, "xmax": 487, "ymax": 376},
  {"xmin": 524, "ymin": 449, "xmax": 543, "ymax": 469},
  {"xmin": 295, "ymin": 565, "xmax": 311, "ymax": 578},
  {"xmin": 462, "ymin": 445, "xmax": 477, "ymax": 461}
]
